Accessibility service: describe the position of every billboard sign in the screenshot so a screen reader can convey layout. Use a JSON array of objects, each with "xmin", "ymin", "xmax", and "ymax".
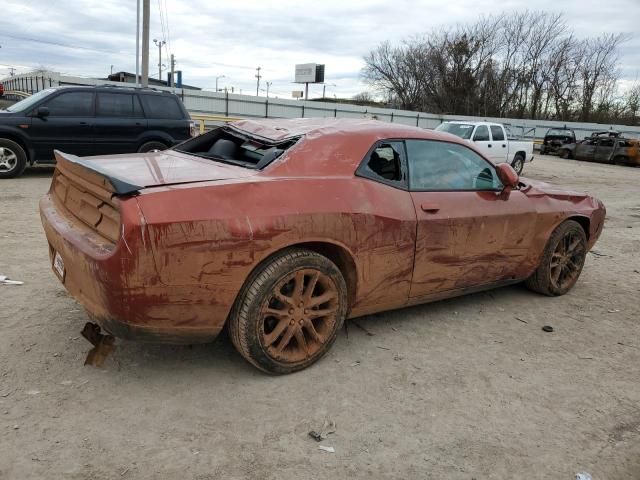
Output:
[{"xmin": 295, "ymin": 63, "xmax": 317, "ymax": 83}]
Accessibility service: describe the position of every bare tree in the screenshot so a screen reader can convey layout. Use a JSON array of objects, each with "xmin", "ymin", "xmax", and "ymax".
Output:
[{"xmin": 361, "ymin": 11, "xmax": 633, "ymax": 124}]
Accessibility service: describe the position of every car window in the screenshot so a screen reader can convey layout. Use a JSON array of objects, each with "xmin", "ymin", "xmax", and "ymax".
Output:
[
  {"xmin": 44, "ymin": 92, "xmax": 94, "ymax": 116},
  {"xmin": 406, "ymin": 140, "xmax": 502, "ymax": 191},
  {"xmin": 490, "ymin": 126, "xmax": 504, "ymax": 141},
  {"xmin": 598, "ymin": 138, "xmax": 614, "ymax": 148},
  {"xmin": 473, "ymin": 125, "xmax": 490, "ymax": 141},
  {"xmin": 366, "ymin": 143, "xmax": 403, "ymax": 181},
  {"xmin": 139, "ymin": 95, "xmax": 184, "ymax": 119},
  {"xmin": 97, "ymin": 93, "xmax": 143, "ymax": 117}
]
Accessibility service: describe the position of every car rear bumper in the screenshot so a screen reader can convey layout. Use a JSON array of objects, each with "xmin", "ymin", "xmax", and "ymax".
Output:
[{"xmin": 39, "ymin": 192, "xmax": 224, "ymax": 344}]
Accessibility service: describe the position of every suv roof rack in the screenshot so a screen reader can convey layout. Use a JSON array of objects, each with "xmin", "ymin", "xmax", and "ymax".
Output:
[{"xmin": 99, "ymin": 84, "xmax": 173, "ymax": 94}]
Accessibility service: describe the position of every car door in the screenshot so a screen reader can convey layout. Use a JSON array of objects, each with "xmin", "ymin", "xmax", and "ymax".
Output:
[
  {"xmin": 28, "ymin": 91, "xmax": 94, "ymax": 160},
  {"xmin": 489, "ymin": 125, "xmax": 509, "ymax": 163},
  {"xmin": 575, "ymin": 139, "xmax": 597, "ymax": 161},
  {"xmin": 92, "ymin": 92, "xmax": 147, "ymax": 155},
  {"xmin": 594, "ymin": 138, "xmax": 614, "ymax": 163},
  {"xmin": 405, "ymin": 139, "xmax": 537, "ymax": 299},
  {"xmin": 470, "ymin": 124, "xmax": 494, "ymax": 161}
]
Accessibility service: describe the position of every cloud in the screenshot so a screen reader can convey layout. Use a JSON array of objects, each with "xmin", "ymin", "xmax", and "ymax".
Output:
[{"xmin": 0, "ymin": 0, "xmax": 638, "ymax": 98}]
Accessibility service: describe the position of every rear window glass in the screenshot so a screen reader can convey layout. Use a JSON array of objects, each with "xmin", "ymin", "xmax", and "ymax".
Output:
[
  {"xmin": 176, "ymin": 127, "xmax": 298, "ymax": 169},
  {"xmin": 140, "ymin": 95, "xmax": 184, "ymax": 119},
  {"xmin": 547, "ymin": 129, "xmax": 573, "ymax": 136},
  {"xmin": 97, "ymin": 93, "xmax": 143, "ymax": 117}
]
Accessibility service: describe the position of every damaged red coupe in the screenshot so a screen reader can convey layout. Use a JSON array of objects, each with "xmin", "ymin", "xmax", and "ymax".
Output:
[{"xmin": 40, "ymin": 118, "xmax": 605, "ymax": 373}]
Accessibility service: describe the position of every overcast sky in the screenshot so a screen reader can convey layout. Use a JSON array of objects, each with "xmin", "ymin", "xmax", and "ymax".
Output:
[{"xmin": 0, "ymin": 0, "xmax": 638, "ymax": 99}]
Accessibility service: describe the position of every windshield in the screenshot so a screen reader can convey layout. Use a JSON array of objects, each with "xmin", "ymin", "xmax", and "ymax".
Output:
[
  {"xmin": 435, "ymin": 122, "xmax": 474, "ymax": 140},
  {"xmin": 6, "ymin": 89, "xmax": 56, "ymax": 113},
  {"xmin": 547, "ymin": 129, "xmax": 572, "ymax": 136}
]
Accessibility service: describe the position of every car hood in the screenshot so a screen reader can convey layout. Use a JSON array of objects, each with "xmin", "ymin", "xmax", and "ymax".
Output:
[
  {"xmin": 53, "ymin": 149, "xmax": 257, "ymax": 195},
  {"xmin": 521, "ymin": 177, "xmax": 590, "ymax": 201}
]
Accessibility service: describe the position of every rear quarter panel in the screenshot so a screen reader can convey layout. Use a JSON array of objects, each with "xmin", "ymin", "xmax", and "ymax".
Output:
[{"xmin": 135, "ymin": 175, "xmax": 417, "ymax": 322}]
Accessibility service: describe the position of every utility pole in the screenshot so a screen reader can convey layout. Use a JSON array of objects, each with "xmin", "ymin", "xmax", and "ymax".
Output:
[
  {"xmin": 215, "ymin": 75, "xmax": 225, "ymax": 92},
  {"xmin": 266, "ymin": 81, "xmax": 272, "ymax": 98},
  {"xmin": 153, "ymin": 39, "xmax": 165, "ymax": 80},
  {"xmin": 141, "ymin": 0, "xmax": 150, "ymax": 87},
  {"xmin": 9, "ymin": 67, "xmax": 16, "ymax": 77},
  {"xmin": 255, "ymin": 67, "xmax": 261, "ymax": 96},
  {"xmin": 170, "ymin": 54, "xmax": 175, "ymax": 88},
  {"xmin": 136, "ymin": 0, "xmax": 140, "ymax": 86}
]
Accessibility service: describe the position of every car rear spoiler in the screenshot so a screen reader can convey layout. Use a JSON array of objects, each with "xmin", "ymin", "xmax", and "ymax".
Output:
[{"xmin": 54, "ymin": 150, "xmax": 143, "ymax": 196}]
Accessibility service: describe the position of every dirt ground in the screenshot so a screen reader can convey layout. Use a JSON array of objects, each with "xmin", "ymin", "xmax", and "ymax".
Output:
[{"xmin": 1, "ymin": 155, "xmax": 639, "ymax": 480}]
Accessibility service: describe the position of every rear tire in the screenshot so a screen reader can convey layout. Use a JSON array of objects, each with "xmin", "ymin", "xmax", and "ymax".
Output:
[
  {"xmin": 511, "ymin": 153, "xmax": 525, "ymax": 175},
  {"xmin": 525, "ymin": 220, "xmax": 587, "ymax": 296},
  {"xmin": 138, "ymin": 141, "xmax": 168, "ymax": 153},
  {"xmin": 0, "ymin": 139, "xmax": 27, "ymax": 179},
  {"xmin": 228, "ymin": 248, "xmax": 348, "ymax": 374}
]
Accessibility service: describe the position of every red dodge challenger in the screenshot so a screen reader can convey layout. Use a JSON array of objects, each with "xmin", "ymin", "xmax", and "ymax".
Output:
[{"xmin": 40, "ymin": 118, "xmax": 605, "ymax": 373}]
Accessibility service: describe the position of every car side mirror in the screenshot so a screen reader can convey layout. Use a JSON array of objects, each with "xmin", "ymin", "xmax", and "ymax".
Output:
[
  {"xmin": 36, "ymin": 107, "xmax": 50, "ymax": 118},
  {"xmin": 495, "ymin": 163, "xmax": 519, "ymax": 191}
]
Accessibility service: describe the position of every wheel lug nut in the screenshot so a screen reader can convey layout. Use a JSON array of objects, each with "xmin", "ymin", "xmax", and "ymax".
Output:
[
  {"xmin": 288, "ymin": 309, "xmax": 294, "ymax": 314},
  {"xmin": 289, "ymin": 320, "xmax": 294, "ymax": 326},
  {"xmin": 299, "ymin": 302, "xmax": 304, "ymax": 307},
  {"xmin": 304, "ymin": 309, "xmax": 309, "ymax": 314},
  {"xmin": 299, "ymin": 319, "xmax": 304, "ymax": 325}
]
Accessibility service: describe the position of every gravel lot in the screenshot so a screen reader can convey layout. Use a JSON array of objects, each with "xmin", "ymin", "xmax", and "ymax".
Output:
[{"xmin": 1, "ymin": 155, "xmax": 639, "ymax": 479}]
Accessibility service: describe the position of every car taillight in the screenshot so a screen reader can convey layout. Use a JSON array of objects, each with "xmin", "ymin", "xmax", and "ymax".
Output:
[{"xmin": 189, "ymin": 121, "xmax": 199, "ymax": 137}]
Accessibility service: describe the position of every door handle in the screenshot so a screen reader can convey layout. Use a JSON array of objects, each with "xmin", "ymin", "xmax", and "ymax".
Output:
[
  {"xmin": 421, "ymin": 203, "xmax": 440, "ymax": 213},
  {"xmin": 487, "ymin": 144, "xmax": 492, "ymax": 148}
]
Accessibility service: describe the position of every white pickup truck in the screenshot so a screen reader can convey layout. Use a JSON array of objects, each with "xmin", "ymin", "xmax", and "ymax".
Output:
[{"xmin": 434, "ymin": 121, "xmax": 534, "ymax": 174}]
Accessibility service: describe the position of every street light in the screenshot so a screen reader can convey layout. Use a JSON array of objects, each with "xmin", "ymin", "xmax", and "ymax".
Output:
[
  {"xmin": 322, "ymin": 83, "xmax": 337, "ymax": 99},
  {"xmin": 215, "ymin": 75, "xmax": 225, "ymax": 92},
  {"xmin": 266, "ymin": 81, "xmax": 272, "ymax": 98},
  {"xmin": 153, "ymin": 38, "xmax": 166, "ymax": 81}
]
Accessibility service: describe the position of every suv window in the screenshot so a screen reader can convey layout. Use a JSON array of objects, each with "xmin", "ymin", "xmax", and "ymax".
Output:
[
  {"xmin": 43, "ymin": 92, "xmax": 94, "ymax": 116},
  {"xmin": 473, "ymin": 125, "xmax": 490, "ymax": 141},
  {"xmin": 406, "ymin": 140, "xmax": 502, "ymax": 191},
  {"xmin": 97, "ymin": 93, "xmax": 143, "ymax": 117},
  {"xmin": 490, "ymin": 126, "xmax": 504, "ymax": 141},
  {"xmin": 140, "ymin": 95, "xmax": 184, "ymax": 119}
]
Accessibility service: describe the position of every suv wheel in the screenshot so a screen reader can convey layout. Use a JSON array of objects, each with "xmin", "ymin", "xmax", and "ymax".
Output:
[
  {"xmin": 0, "ymin": 139, "xmax": 27, "ymax": 179},
  {"xmin": 138, "ymin": 141, "xmax": 168, "ymax": 153}
]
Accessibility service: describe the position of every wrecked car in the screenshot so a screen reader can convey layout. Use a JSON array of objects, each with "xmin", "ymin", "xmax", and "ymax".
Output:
[
  {"xmin": 40, "ymin": 118, "xmax": 606, "ymax": 374},
  {"xmin": 558, "ymin": 135, "xmax": 640, "ymax": 166},
  {"xmin": 539, "ymin": 128, "xmax": 575, "ymax": 156}
]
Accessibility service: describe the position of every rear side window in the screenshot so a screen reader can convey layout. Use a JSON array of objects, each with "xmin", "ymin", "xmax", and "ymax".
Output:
[
  {"xmin": 140, "ymin": 95, "xmax": 184, "ymax": 119},
  {"xmin": 490, "ymin": 126, "xmax": 504, "ymax": 141},
  {"xmin": 44, "ymin": 92, "xmax": 94, "ymax": 116},
  {"xmin": 97, "ymin": 93, "xmax": 143, "ymax": 117},
  {"xmin": 473, "ymin": 125, "xmax": 490, "ymax": 141}
]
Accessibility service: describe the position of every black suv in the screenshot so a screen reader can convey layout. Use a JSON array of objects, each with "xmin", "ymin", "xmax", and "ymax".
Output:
[{"xmin": 0, "ymin": 85, "xmax": 195, "ymax": 178}]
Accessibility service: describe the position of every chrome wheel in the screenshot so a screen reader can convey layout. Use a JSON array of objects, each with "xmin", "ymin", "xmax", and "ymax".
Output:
[{"xmin": 0, "ymin": 147, "xmax": 18, "ymax": 173}]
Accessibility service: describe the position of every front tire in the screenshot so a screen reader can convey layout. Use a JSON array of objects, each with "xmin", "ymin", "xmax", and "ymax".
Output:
[
  {"xmin": 228, "ymin": 248, "xmax": 348, "ymax": 374},
  {"xmin": 525, "ymin": 220, "xmax": 587, "ymax": 296},
  {"xmin": 511, "ymin": 153, "xmax": 525, "ymax": 175},
  {"xmin": 559, "ymin": 149, "xmax": 571, "ymax": 159},
  {"xmin": 138, "ymin": 141, "xmax": 168, "ymax": 153},
  {"xmin": 0, "ymin": 139, "xmax": 27, "ymax": 179}
]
